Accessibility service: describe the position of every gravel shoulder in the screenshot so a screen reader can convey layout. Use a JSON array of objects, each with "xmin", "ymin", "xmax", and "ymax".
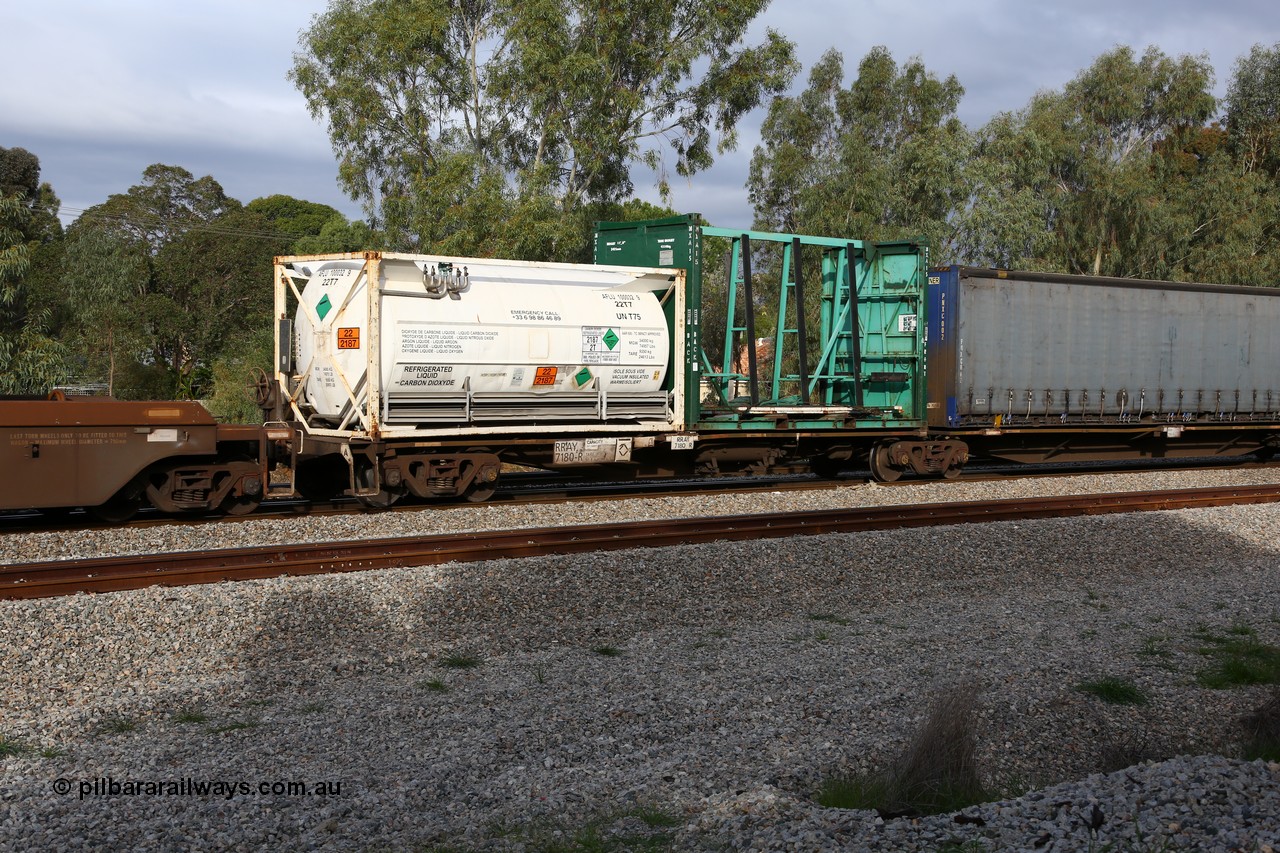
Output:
[{"xmin": 2, "ymin": 471, "xmax": 1280, "ymax": 850}]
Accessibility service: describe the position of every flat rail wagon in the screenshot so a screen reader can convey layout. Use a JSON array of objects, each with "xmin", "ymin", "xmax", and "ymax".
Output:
[{"xmin": 596, "ymin": 215, "xmax": 964, "ymax": 479}]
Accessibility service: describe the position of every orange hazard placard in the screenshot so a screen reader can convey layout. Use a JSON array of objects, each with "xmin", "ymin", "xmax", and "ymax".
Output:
[
  {"xmin": 337, "ymin": 327, "xmax": 360, "ymax": 349},
  {"xmin": 533, "ymin": 366, "xmax": 558, "ymax": 386}
]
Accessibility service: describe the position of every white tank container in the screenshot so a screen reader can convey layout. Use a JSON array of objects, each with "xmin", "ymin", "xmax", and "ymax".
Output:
[{"xmin": 288, "ymin": 255, "xmax": 673, "ymax": 426}]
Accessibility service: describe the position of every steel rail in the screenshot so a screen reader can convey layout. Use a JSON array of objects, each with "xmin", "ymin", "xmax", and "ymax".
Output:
[{"xmin": 3, "ymin": 484, "xmax": 1278, "ymax": 600}]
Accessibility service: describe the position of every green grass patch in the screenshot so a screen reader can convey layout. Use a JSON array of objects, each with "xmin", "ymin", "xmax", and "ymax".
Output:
[
  {"xmin": 0, "ymin": 735, "xmax": 28, "ymax": 757},
  {"xmin": 1137, "ymin": 635, "xmax": 1171, "ymax": 658},
  {"xmin": 816, "ymin": 773, "xmax": 893, "ymax": 810},
  {"xmin": 1194, "ymin": 625, "xmax": 1280, "ymax": 688},
  {"xmin": 37, "ymin": 746, "xmax": 66, "ymax": 758},
  {"xmin": 98, "ymin": 716, "xmax": 138, "ymax": 735},
  {"xmin": 485, "ymin": 808, "xmax": 678, "ymax": 852},
  {"xmin": 298, "ymin": 702, "xmax": 328, "ymax": 714},
  {"xmin": 818, "ymin": 771, "xmax": 993, "ymax": 817},
  {"xmin": 626, "ymin": 805, "xmax": 680, "ymax": 828},
  {"xmin": 419, "ymin": 678, "xmax": 449, "ymax": 693},
  {"xmin": 592, "ymin": 646, "xmax": 623, "ymax": 657},
  {"xmin": 1076, "ymin": 677, "xmax": 1149, "ymax": 705}
]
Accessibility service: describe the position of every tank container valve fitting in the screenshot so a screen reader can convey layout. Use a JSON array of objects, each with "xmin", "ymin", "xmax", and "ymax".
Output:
[
  {"xmin": 447, "ymin": 266, "xmax": 470, "ymax": 294},
  {"xmin": 422, "ymin": 266, "xmax": 448, "ymax": 298}
]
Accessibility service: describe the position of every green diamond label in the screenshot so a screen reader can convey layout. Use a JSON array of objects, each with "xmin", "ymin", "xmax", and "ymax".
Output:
[
  {"xmin": 316, "ymin": 293, "xmax": 332, "ymax": 321},
  {"xmin": 574, "ymin": 367, "xmax": 593, "ymax": 386},
  {"xmin": 581, "ymin": 326, "xmax": 622, "ymax": 364}
]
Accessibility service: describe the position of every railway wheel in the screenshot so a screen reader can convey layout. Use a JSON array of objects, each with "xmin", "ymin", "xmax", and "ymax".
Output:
[
  {"xmin": 462, "ymin": 448, "xmax": 499, "ymax": 502},
  {"xmin": 463, "ymin": 481, "xmax": 497, "ymax": 503},
  {"xmin": 868, "ymin": 443, "xmax": 903, "ymax": 483},
  {"xmin": 222, "ymin": 492, "xmax": 263, "ymax": 516},
  {"xmin": 354, "ymin": 464, "xmax": 402, "ymax": 509}
]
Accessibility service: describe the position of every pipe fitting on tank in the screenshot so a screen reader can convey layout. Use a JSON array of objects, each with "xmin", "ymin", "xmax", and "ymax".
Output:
[
  {"xmin": 422, "ymin": 265, "xmax": 448, "ymax": 298},
  {"xmin": 422, "ymin": 264, "xmax": 471, "ymax": 298},
  {"xmin": 447, "ymin": 266, "xmax": 470, "ymax": 294}
]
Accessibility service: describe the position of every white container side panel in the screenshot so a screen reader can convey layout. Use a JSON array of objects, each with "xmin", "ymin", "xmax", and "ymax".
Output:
[
  {"xmin": 285, "ymin": 254, "xmax": 684, "ymax": 434},
  {"xmin": 955, "ymin": 277, "xmax": 1280, "ymax": 416}
]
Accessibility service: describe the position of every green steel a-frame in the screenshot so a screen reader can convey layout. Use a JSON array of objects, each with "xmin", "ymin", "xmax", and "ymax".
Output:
[{"xmin": 595, "ymin": 214, "xmax": 927, "ymax": 432}]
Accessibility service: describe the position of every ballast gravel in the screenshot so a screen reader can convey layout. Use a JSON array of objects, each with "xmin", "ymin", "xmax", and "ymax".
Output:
[{"xmin": 1, "ymin": 469, "xmax": 1280, "ymax": 851}]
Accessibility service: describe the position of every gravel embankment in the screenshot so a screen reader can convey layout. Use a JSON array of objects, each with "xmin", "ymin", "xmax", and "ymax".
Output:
[{"xmin": 2, "ymin": 470, "xmax": 1279, "ymax": 850}]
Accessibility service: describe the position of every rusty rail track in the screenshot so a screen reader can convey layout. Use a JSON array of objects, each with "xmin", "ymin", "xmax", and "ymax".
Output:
[{"xmin": 3, "ymin": 484, "xmax": 1278, "ymax": 600}]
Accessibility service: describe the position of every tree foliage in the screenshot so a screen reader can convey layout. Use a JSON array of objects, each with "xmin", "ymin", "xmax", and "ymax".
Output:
[
  {"xmin": 65, "ymin": 167, "xmax": 295, "ymax": 400},
  {"xmin": 291, "ymin": 0, "xmax": 797, "ymax": 258},
  {"xmin": 953, "ymin": 45, "xmax": 1279, "ymax": 283},
  {"xmin": 83, "ymin": 164, "xmax": 238, "ymax": 255},
  {"xmin": 61, "ymin": 226, "xmax": 150, "ymax": 396},
  {"xmin": 245, "ymin": 194, "xmax": 343, "ymax": 238},
  {"xmin": 148, "ymin": 207, "xmax": 288, "ymax": 396},
  {"xmin": 1224, "ymin": 42, "xmax": 1280, "ymax": 178},
  {"xmin": 0, "ymin": 146, "xmax": 67, "ymax": 394},
  {"xmin": 748, "ymin": 47, "xmax": 971, "ymax": 257}
]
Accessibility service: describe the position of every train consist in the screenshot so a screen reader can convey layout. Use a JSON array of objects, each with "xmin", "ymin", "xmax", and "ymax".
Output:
[{"xmin": 4, "ymin": 213, "xmax": 1279, "ymax": 520}]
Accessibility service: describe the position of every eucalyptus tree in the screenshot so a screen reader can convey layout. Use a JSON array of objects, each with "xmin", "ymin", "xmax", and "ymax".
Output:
[
  {"xmin": 148, "ymin": 207, "xmax": 290, "ymax": 399},
  {"xmin": 291, "ymin": 0, "xmax": 797, "ymax": 259},
  {"xmin": 245, "ymin": 195, "xmax": 345, "ymax": 241},
  {"xmin": 1198, "ymin": 41, "xmax": 1280, "ymax": 284},
  {"xmin": 1224, "ymin": 42, "xmax": 1280, "ymax": 178},
  {"xmin": 0, "ymin": 146, "xmax": 67, "ymax": 394},
  {"xmin": 747, "ymin": 47, "xmax": 972, "ymax": 258},
  {"xmin": 959, "ymin": 46, "xmax": 1221, "ymax": 279},
  {"xmin": 80, "ymin": 164, "xmax": 237, "ymax": 256},
  {"xmin": 61, "ymin": 226, "xmax": 150, "ymax": 396}
]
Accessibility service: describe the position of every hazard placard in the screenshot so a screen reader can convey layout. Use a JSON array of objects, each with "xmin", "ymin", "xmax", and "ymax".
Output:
[
  {"xmin": 533, "ymin": 366, "xmax": 557, "ymax": 386},
  {"xmin": 337, "ymin": 327, "xmax": 360, "ymax": 349}
]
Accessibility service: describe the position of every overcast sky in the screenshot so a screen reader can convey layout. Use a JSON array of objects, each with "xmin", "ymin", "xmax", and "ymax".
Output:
[{"xmin": 4, "ymin": 0, "xmax": 1278, "ymax": 232}]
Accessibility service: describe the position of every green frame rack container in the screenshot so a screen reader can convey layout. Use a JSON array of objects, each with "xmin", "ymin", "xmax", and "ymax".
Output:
[{"xmin": 595, "ymin": 214, "xmax": 927, "ymax": 432}]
